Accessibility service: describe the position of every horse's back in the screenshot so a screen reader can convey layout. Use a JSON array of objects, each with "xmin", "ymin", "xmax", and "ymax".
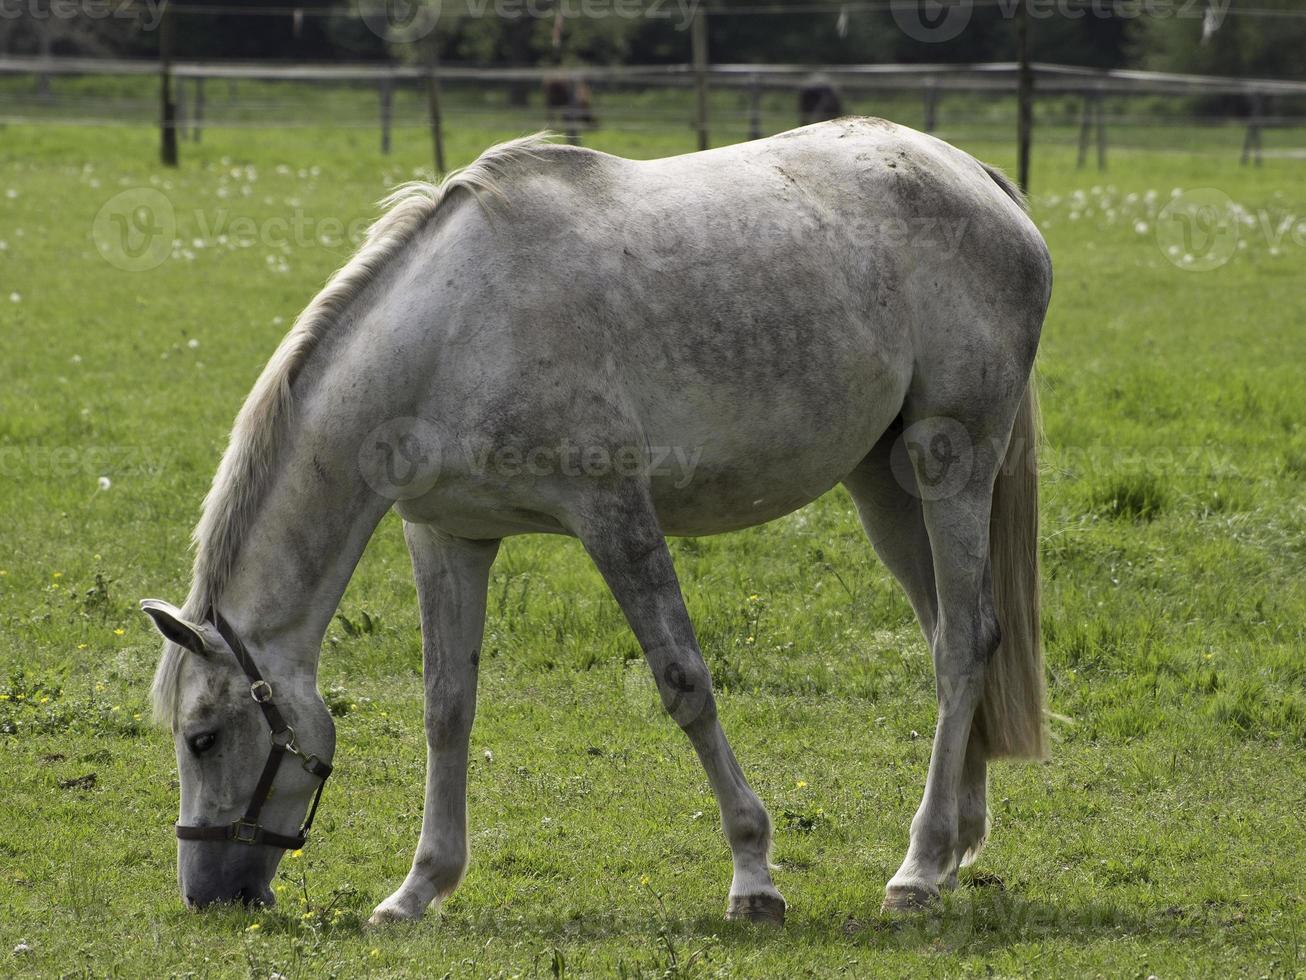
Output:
[{"xmin": 390, "ymin": 123, "xmax": 1048, "ymax": 536}]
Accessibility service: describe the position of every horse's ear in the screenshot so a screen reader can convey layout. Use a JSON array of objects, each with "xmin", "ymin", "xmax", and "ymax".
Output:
[{"xmin": 140, "ymin": 599, "xmax": 211, "ymax": 657}]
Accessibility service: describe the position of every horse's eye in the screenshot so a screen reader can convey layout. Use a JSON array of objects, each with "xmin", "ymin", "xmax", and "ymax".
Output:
[{"xmin": 188, "ymin": 732, "xmax": 218, "ymax": 755}]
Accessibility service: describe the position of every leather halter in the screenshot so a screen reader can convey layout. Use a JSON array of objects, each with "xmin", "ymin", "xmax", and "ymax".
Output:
[{"xmin": 174, "ymin": 611, "xmax": 332, "ymax": 850}]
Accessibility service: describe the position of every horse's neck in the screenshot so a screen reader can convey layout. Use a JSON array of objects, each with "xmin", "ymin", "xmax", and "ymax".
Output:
[{"xmin": 216, "ymin": 379, "xmax": 394, "ymax": 672}]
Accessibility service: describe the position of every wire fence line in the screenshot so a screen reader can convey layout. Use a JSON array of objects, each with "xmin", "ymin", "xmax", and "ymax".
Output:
[{"xmin": 3, "ymin": 56, "xmax": 1304, "ymax": 166}]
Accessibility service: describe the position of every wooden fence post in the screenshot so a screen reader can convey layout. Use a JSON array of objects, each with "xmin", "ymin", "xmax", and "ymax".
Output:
[
  {"xmin": 379, "ymin": 75, "xmax": 393, "ymax": 155},
  {"xmin": 193, "ymin": 76, "xmax": 204, "ymax": 143},
  {"xmin": 1241, "ymin": 92, "xmax": 1263, "ymax": 166},
  {"xmin": 691, "ymin": 8, "xmax": 709, "ymax": 151},
  {"xmin": 1095, "ymin": 91, "xmax": 1107, "ymax": 171},
  {"xmin": 923, "ymin": 77, "xmax": 937, "ymax": 134},
  {"xmin": 425, "ymin": 41, "xmax": 446, "ymax": 175},
  {"xmin": 159, "ymin": 0, "xmax": 177, "ymax": 167},
  {"xmin": 1077, "ymin": 92, "xmax": 1091, "ymax": 168},
  {"xmin": 747, "ymin": 73, "xmax": 761, "ymax": 140},
  {"xmin": 176, "ymin": 75, "xmax": 187, "ymax": 141},
  {"xmin": 1015, "ymin": 0, "xmax": 1032, "ymax": 192}
]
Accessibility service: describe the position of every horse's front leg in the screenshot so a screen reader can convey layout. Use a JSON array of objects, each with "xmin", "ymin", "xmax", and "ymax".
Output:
[
  {"xmin": 369, "ymin": 525, "xmax": 499, "ymax": 925},
  {"xmin": 575, "ymin": 485, "xmax": 785, "ymax": 925}
]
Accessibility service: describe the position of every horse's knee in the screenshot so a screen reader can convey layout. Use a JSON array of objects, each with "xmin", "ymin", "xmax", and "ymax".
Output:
[{"xmin": 654, "ymin": 654, "xmax": 716, "ymax": 729}]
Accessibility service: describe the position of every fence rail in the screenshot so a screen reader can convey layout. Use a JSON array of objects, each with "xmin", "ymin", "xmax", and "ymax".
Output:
[{"xmin": 3, "ymin": 56, "xmax": 1304, "ymax": 169}]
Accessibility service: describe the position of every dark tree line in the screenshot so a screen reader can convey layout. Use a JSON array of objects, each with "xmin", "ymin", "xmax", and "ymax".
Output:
[{"xmin": 2, "ymin": 0, "xmax": 1302, "ymax": 83}]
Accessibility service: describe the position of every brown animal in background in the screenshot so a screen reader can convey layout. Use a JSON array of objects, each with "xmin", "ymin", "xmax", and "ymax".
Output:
[
  {"xmin": 799, "ymin": 77, "xmax": 843, "ymax": 125},
  {"xmin": 544, "ymin": 75, "xmax": 597, "ymax": 129}
]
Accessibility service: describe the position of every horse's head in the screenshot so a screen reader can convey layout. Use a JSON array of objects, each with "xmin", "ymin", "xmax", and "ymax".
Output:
[{"xmin": 141, "ymin": 600, "xmax": 336, "ymax": 909}]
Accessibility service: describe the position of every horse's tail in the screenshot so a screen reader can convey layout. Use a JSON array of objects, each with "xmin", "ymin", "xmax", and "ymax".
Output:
[{"xmin": 975, "ymin": 377, "xmax": 1048, "ymax": 760}]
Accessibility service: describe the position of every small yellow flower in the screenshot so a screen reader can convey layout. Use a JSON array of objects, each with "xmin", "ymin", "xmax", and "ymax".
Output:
[
  {"xmin": 246, "ymin": 923, "xmax": 261, "ymax": 932},
  {"xmin": 52, "ymin": 572, "xmax": 63, "ymax": 579},
  {"xmin": 370, "ymin": 949, "xmax": 380, "ymax": 958},
  {"xmin": 275, "ymin": 884, "xmax": 286, "ymax": 893},
  {"xmin": 133, "ymin": 713, "xmax": 142, "ymax": 720},
  {"xmin": 748, "ymin": 593, "xmax": 760, "ymax": 601},
  {"xmin": 640, "ymin": 875, "xmax": 650, "ymax": 886},
  {"xmin": 0, "ymin": 694, "xmax": 9, "ymax": 701},
  {"xmin": 113, "ymin": 628, "xmax": 125, "ymax": 636},
  {"xmin": 93, "ymin": 554, "xmax": 101, "ymax": 561},
  {"xmin": 289, "ymin": 849, "xmax": 303, "ymax": 859},
  {"xmin": 0, "ymin": 570, "xmax": 8, "ymax": 576},
  {"xmin": 51, "ymin": 583, "xmax": 60, "ymax": 590},
  {"xmin": 95, "ymin": 683, "xmax": 104, "ymax": 692},
  {"xmin": 796, "ymin": 780, "xmax": 808, "ymax": 789},
  {"xmin": 39, "ymin": 696, "xmax": 50, "ymax": 704},
  {"xmin": 77, "ymin": 643, "xmax": 88, "ymax": 650},
  {"xmin": 301, "ymin": 911, "xmax": 313, "ymax": 920},
  {"xmin": 110, "ymin": 705, "xmax": 120, "ymax": 712}
]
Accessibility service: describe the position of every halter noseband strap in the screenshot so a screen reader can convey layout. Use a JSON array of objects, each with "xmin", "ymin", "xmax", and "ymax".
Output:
[{"xmin": 174, "ymin": 611, "xmax": 332, "ymax": 851}]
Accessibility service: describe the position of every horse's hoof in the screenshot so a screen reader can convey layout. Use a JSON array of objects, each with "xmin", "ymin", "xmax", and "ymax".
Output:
[
  {"xmin": 725, "ymin": 892, "xmax": 786, "ymax": 926},
  {"xmin": 367, "ymin": 896, "xmax": 425, "ymax": 926},
  {"xmin": 881, "ymin": 882, "xmax": 939, "ymax": 912}
]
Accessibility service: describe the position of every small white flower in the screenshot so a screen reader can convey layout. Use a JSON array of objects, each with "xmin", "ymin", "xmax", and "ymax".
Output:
[
  {"xmin": 4, "ymin": 189, "xmax": 16, "ymax": 199},
  {"xmin": 13, "ymin": 942, "xmax": 31, "ymax": 954},
  {"xmin": 8, "ymin": 292, "xmax": 19, "ymax": 303},
  {"xmin": 98, "ymin": 476, "xmax": 112, "ymax": 491},
  {"xmin": 187, "ymin": 338, "xmax": 199, "ymax": 349},
  {"xmin": 0, "ymin": 240, "xmax": 8, "ymax": 251},
  {"xmin": 71, "ymin": 354, "xmax": 82, "ymax": 364},
  {"xmin": 1134, "ymin": 221, "xmax": 1149, "ymax": 235}
]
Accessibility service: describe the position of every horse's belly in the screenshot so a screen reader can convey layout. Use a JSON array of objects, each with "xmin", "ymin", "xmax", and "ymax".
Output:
[{"xmin": 644, "ymin": 386, "xmax": 901, "ymax": 536}]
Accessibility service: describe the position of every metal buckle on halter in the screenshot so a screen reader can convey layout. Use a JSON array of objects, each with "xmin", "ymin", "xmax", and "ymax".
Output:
[
  {"xmin": 250, "ymin": 680, "xmax": 273, "ymax": 703},
  {"xmin": 232, "ymin": 820, "xmax": 259, "ymax": 844},
  {"xmin": 270, "ymin": 725, "xmax": 300, "ymax": 756},
  {"xmin": 301, "ymin": 753, "xmax": 322, "ymax": 774}
]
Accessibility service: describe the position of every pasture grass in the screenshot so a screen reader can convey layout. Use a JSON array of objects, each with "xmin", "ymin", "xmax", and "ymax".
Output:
[{"xmin": 1, "ymin": 115, "xmax": 1304, "ymax": 977}]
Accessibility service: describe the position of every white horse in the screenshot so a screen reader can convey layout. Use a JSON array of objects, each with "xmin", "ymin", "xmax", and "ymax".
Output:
[{"xmin": 142, "ymin": 119, "xmax": 1051, "ymax": 924}]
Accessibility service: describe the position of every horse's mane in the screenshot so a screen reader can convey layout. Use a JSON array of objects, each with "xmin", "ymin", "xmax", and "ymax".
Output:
[{"xmin": 151, "ymin": 133, "xmax": 555, "ymax": 726}]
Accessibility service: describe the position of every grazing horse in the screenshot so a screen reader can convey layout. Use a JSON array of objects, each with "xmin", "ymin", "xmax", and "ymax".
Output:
[{"xmin": 142, "ymin": 119, "xmax": 1051, "ymax": 924}]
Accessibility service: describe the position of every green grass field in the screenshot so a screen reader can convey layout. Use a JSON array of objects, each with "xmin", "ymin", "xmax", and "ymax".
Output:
[{"xmin": 1, "ymin": 116, "xmax": 1303, "ymax": 977}]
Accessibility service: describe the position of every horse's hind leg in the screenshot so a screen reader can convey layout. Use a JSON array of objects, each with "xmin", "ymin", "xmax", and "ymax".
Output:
[
  {"xmin": 369, "ymin": 525, "xmax": 499, "ymax": 925},
  {"xmin": 870, "ymin": 410, "xmax": 1010, "ymax": 911},
  {"xmin": 574, "ymin": 486, "xmax": 785, "ymax": 925},
  {"xmin": 843, "ymin": 430, "xmax": 990, "ymax": 893}
]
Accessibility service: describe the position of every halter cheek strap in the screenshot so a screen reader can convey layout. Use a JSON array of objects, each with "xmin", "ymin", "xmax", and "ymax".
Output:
[{"xmin": 174, "ymin": 611, "xmax": 332, "ymax": 851}]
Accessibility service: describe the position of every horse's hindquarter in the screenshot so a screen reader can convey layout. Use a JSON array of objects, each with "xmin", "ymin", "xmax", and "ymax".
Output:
[{"xmin": 398, "ymin": 121, "xmax": 1042, "ymax": 538}]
